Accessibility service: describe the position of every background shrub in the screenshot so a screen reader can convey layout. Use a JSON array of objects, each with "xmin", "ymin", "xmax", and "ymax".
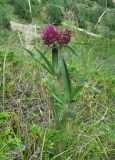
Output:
[
  {"xmin": 86, "ymin": 3, "xmax": 103, "ymax": 23},
  {"xmin": 31, "ymin": 0, "xmax": 44, "ymax": 17},
  {"xmin": 45, "ymin": 4, "xmax": 63, "ymax": 25},
  {"xmin": 72, "ymin": 4, "xmax": 87, "ymax": 28},
  {"xmin": 101, "ymin": 9, "xmax": 115, "ymax": 31},
  {"xmin": 13, "ymin": 0, "xmax": 32, "ymax": 22},
  {"xmin": 0, "ymin": 6, "xmax": 10, "ymax": 30},
  {"xmin": 90, "ymin": 0, "xmax": 114, "ymax": 8}
]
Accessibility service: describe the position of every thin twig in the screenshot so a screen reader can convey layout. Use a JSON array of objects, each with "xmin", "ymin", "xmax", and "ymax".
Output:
[
  {"xmin": 40, "ymin": 129, "xmax": 47, "ymax": 160},
  {"xmin": 93, "ymin": 9, "xmax": 108, "ymax": 32},
  {"xmin": 2, "ymin": 51, "xmax": 7, "ymax": 111}
]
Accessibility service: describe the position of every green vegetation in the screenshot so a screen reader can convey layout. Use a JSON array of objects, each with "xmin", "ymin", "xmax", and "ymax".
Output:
[
  {"xmin": 92, "ymin": 0, "xmax": 114, "ymax": 7},
  {"xmin": 45, "ymin": 4, "xmax": 63, "ymax": 25},
  {"xmin": 13, "ymin": 0, "xmax": 32, "ymax": 22},
  {"xmin": 0, "ymin": 6, "xmax": 10, "ymax": 30},
  {"xmin": 13, "ymin": 0, "xmax": 43, "ymax": 22},
  {"xmin": 0, "ymin": 0, "xmax": 115, "ymax": 37},
  {"xmin": 0, "ymin": 0, "xmax": 115, "ymax": 159},
  {"xmin": 0, "ymin": 36, "xmax": 114, "ymax": 159}
]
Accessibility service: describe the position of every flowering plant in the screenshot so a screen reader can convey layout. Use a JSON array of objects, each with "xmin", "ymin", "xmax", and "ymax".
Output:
[
  {"xmin": 25, "ymin": 25, "xmax": 84, "ymax": 129},
  {"xmin": 40, "ymin": 25, "xmax": 73, "ymax": 75},
  {"xmin": 40, "ymin": 25, "xmax": 72, "ymax": 45}
]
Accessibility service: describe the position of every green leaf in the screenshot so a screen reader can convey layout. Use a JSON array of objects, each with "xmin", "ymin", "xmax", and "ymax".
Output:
[
  {"xmin": 24, "ymin": 48, "xmax": 53, "ymax": 74},
  {"xmin": 51, "ymin": 92, "xmax": 64, "ymax": 105},
  {"xmin": 61, "ymin": 59, "xmax": 72, "ymax": 103},
  {"xmin": 35, "ymin": 47, "xmax": 55, "ymax": 75},
  {"xmin": 63, "ymin": 44, "xmax": 79, "ymax": 56},
  {"xmin": 72, "ymin": 74, "xmax": 87, "ymax": 98}
]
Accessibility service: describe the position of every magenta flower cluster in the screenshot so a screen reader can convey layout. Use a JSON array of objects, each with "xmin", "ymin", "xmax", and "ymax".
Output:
[
  {"xmin": 56, "ymin": 28, "xmax": 72, "ymax": 45},
  {"xmin": 40, "ymin": 25, "xmax": 72, "ymax": 45},
  {"xmin": 40, "ymin": 25, "xmax": 59, "ymax": 45}
]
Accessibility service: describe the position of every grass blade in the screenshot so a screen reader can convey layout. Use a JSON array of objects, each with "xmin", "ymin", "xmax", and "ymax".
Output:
[
  {"xmin": 40, "ymin": 129, "xmax": 47, "ymax": 160},
  {"xmin": 52, "ymin": 105, "xmax": 61, "ymax": 129},
  {"xmin": 72, "ymin": 86, "xmax": 83, "ymax": 99},
  {"xmin": 51, "ymin": 92, "xmax": 64, "ymax": 105}
]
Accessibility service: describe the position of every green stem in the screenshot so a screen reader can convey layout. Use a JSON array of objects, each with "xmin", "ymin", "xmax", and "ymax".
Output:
[
  {"xmin": 2, "ymin": 51, "xmax": 7, "ymax": 112},
  {"xmin": 52, "ymin": 46, "xmax": 58, "ymax": 74}
]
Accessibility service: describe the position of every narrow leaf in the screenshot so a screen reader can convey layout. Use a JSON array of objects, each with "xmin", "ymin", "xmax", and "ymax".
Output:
[
  {"xmin": 52, "ymin": 105, "xmax": 60, "ymax": 129},
  {"xmin": 61, "ymin": 59, "xmax": 72, "ymax": 103},
  {"xmin": 51, "ymin": 93, "xmax": 64, "ymax": 105},
  {"xmin": 64, "ymin": 44, "xmax": 79, "ymax": 56},
  {"xmin": 35, "ymin": 47, "xmax": 55, "ymax": 75},
  {"xmin": 72, "ymin": 74, "xmax": 87, "ymax": 98},
  {"xmin": 24, "ymin": 48, "xmax": 52, "ymax": 74}
]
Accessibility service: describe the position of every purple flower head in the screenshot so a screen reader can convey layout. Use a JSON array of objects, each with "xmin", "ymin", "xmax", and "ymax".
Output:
[
  {"xmin": 40, "ymin": 25, "xmax": 59, "ymax": 45},
  {"xmin": 56, "ymin": 28, "xmax": 72, "ymax": 45}
]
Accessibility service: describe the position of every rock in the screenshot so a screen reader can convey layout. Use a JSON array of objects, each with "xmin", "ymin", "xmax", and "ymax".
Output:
[{"xmin": 10, "ymin": 21, "xmax": 40, "ymax": 49}]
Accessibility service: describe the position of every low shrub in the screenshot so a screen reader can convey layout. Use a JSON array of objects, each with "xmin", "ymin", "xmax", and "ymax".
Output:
[
  {"xmin": 73, "ymin": 4, "xmax": 88, "ymax": 28},
  {"xmin": 45, "ymin": 4, "xmax": 63, "ymax": 25},
  {"xmin": 86, "ymin": 3, "xmax": 103, "ymax": 23},
  {"xmin": 0, "ymin": 6, "xmax": 11, "ymax": 30},
  {"xmin": 90, "ymin": 0, "xmax": 114, "ymax": 7},
  {"xmin": 103, "ymin": 9, "xmax": 115, "ymax": 31},
  {"xmin": 31, "ymin": 0, "xmax": 44, "ymax": 16},
  {"xmin": 73, "ymin": 3, "xmax": 103, "ymax": 27},
  {"xmin": 13, "ymin": 0, "xmax": 32, "ymax": 22}
]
